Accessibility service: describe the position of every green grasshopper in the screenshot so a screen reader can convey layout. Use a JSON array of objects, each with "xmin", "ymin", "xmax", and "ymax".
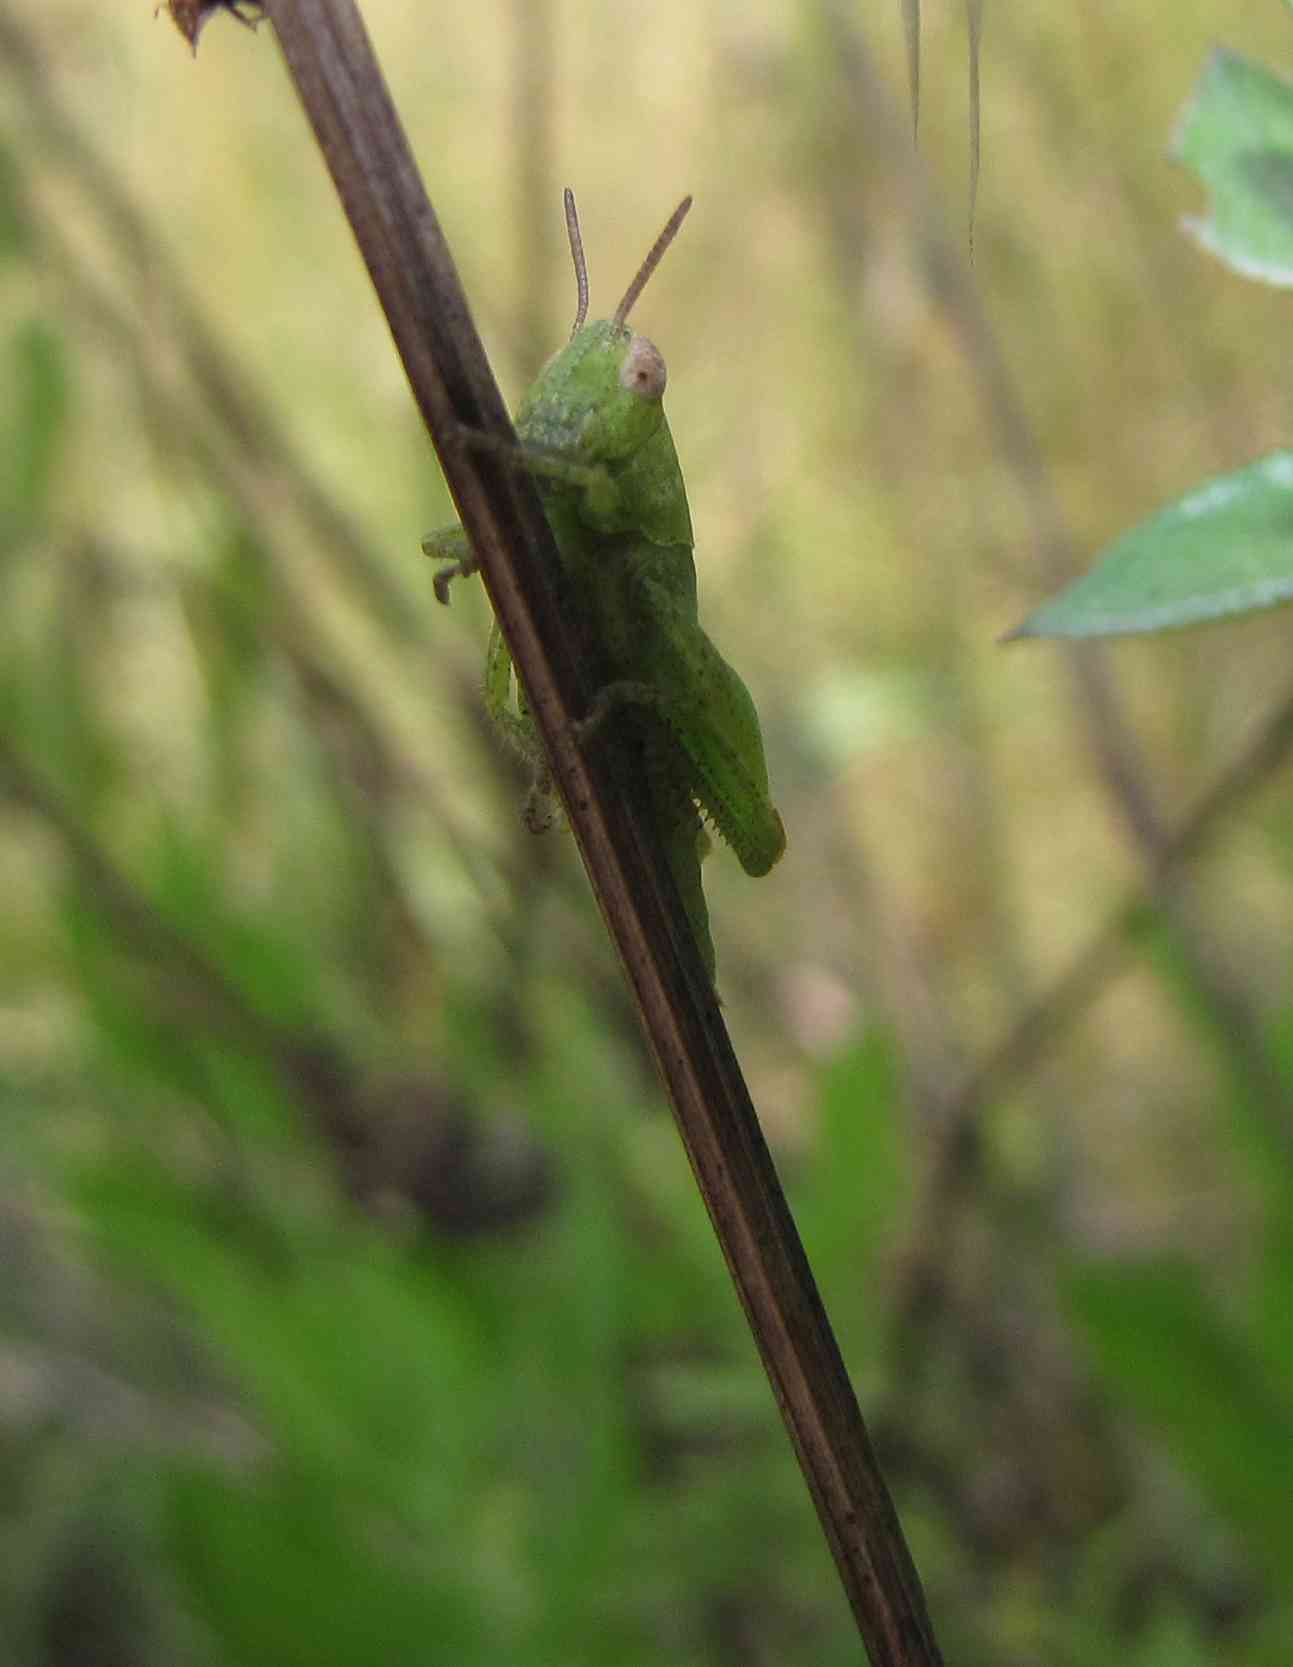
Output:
[{"xmin": 425, "ymin": 191, "xmax": 784, "ymax": 980}]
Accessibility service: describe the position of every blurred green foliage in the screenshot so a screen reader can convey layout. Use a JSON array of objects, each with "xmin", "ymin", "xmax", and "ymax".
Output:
[
  {"xmin": 1017, "ymin": 49, "xmax": 1293, "ymax": 641},
  {"xmin": 1, "ymin": 2, "xmax": 1292, "ymax": 1664}
]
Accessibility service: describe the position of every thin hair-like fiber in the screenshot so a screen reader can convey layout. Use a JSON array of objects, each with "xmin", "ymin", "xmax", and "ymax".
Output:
[
  {"xmin": 613, "ymin": 196, "xmax": 692, "ymax": 329},
  {"xmin": 563, "ymin": 187, "xmax": 589, "ymax": 335}
]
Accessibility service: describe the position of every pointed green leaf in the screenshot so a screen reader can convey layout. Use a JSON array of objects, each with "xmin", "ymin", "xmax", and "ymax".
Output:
[
  {"xmin": 0, "ymin": 142, "xmax": 26, "ymax": 262},
  {"xmin": 1174, "ymin": 48, "xmax": 1293, "ymax": 285},
  {"xmin": 901, "ymin": 0, "xmax": 919, "ymax": 136},
  {"xmin": 1, "ymin": 319, "xmax": 71, "ymax": 527},
  {"xmin": 168, "ymin": 1472, "xmax": 487, "ymax": 1667},
  {"xmin": 801, "ymin": 1031, "xmax": 910, "ymax": 1279},
  {"xmin": 1067, "ymin": 1258, "xmax": 1293, "ymax": 1575},
  {"xmin": 1011, "ymin": 452, "xmax": 1293, "ymax": 638}
]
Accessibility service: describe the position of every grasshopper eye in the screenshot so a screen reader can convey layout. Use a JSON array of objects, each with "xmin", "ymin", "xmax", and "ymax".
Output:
[{"xmin": 620, "ymin": 335, "xmax": 666, "ymax": 402}]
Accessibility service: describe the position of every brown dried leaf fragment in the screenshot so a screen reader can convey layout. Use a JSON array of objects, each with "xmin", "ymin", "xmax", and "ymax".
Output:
[{"xmin": 163, "ymin": 0, "xmax": 263, "ymax": 52}]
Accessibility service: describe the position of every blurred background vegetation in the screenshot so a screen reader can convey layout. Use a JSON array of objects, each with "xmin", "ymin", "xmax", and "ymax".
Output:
[{"xmin": 1, "ymin": 1, "xmax": 1291, "ymax": 1662}]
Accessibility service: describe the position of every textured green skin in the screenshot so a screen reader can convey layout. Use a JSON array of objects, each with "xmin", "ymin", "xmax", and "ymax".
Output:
[{"xmin": 429, "ymin": 317, "xmax": 784, "ymax": 979}]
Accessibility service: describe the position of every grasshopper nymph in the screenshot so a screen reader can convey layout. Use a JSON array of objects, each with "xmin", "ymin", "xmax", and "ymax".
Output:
[{"xmin": 425, "ymin": 192, "xmax": 785, "ymax": 980}]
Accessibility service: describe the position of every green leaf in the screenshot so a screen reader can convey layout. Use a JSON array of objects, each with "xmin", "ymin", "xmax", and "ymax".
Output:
[
  {"xmin": 0, "ymin": 142, "xmax": 27, "ymax": 262},
  {"xmin": 801, "ymin": 1031, "xmax": 909, "ymax": 1274},
  {"xmin": 0, "ymin": 319, "xmax": 71, "ymax": 527},
  {"xmin": 1066, "ymin": 1258, "xmax": 1293, "ymax": 1577},
  {"xmin": 1010, "ymin": 452, "xmax": 1293, "ymax": 638},
  {"xmin": 168, "ymin": 1471, "xmax": 488, "ymax": 1667},
  {"xmin": 149, "ymin": 820, "xmax": 322, "ymax": 1031},
  {"xmin": 1174, "ymin": 48, "xmax": 1293, "ymax": 285},
  {"xmin": 1259, "ymin": 1192, "xmax": 1293, "ymax": 1398}
]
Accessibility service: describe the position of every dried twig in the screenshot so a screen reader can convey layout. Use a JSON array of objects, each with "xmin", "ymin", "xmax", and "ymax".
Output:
[{"xmin": 190, "ymin": 0, "xmax": 947, "ymax": 1658}]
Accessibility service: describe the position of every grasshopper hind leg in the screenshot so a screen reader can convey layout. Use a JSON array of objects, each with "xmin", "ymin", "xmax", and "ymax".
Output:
[{"xmin": 644, "ymin": 733, "xmax": 718, "ymax": 982}]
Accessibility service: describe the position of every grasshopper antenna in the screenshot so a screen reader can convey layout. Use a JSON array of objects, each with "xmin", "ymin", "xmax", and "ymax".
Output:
[
  {"xmin": 564, "ymin": 187, "xmax": 590, "ymax": 336},
  {"xmin": 613, "ymin": 195, "xmax": 692, "ymax": 329}
]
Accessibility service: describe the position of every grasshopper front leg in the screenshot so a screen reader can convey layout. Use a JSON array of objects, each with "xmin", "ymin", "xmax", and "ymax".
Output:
[
  {"xmin": 421, "ymin": 524, "xmax": 477, "ymax": 605},
  {"xmin": 421, "ymin": 438, "xmax": 615, "ymax": 605}
]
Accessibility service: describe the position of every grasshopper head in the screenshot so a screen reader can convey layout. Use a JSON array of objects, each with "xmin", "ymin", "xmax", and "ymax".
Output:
[
  {"xmin": 514, "ymin": 193, "xmax": 689, "ymax": 461},
  {"xmin": 571, "ymin": 319, "xmax": 669, "ymax": 456}
]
